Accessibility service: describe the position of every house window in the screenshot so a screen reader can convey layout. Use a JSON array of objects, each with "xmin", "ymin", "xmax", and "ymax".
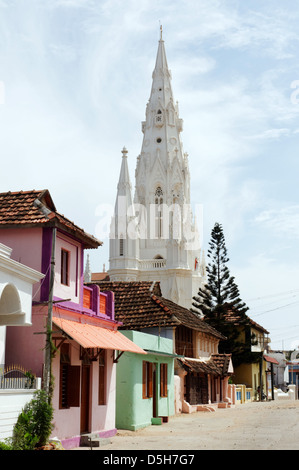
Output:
[
  {"xmin": 142, "ymin": 361, "xmax": 153, "ymax": 399},
  {"xmin": 176, "ymin": 325, "xmax": 194, "ymax": 357},
  {"xmin": 59, "ymin": 343, "xmax": 80, "ymax": 409},
  {"xmin": 98, "ymin": 350, "xmax": 106, "ymax": 405},
  {"xmin": 160, "ymin": 363, "xmax": 168, "ymax": 397},
  {"xmin": 61, "ymin": 249, "xmax": 70, "ymax": 285}
]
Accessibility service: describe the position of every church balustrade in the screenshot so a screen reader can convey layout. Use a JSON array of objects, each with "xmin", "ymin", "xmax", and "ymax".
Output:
[{"xmin": 139, "ymin": 258, "xmax": 166, "ymax": 270}]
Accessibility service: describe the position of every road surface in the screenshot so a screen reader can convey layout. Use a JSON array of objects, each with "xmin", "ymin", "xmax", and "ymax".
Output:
[{"xmin": 74, "ymin": 399, "xmax": 299, "ymax": 451}]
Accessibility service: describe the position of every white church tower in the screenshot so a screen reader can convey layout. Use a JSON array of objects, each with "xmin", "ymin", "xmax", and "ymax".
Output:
[{"xmin": 109, "ymin": 28, "xmax": 206, "ymax": 308}]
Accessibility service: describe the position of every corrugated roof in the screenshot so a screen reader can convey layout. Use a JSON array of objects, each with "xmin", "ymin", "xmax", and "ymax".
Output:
[
  {"xmin": 264, "ymin": 355, "xmax": 279, "ymax": 365},
  {"xmin": 52, "ymin": 316, "xmax": 146, "ymax": 354}
]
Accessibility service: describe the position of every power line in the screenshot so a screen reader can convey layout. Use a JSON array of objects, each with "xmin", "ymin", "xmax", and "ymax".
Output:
[
  {"xmin": 271, "ymin": 329, "xmax": 299, "ymax": 339},
  {"xmin": 270, "ymin": 324, "xmax": 299, "ymax": 331},
  {"xmin": 250, "ymin": 294, "xmax": 299, "ymax": 313},
  {"xmin": 250, "ymin": 300, "xmax": 299, "ymax": 317},
  {"xmin": 246, "ymin": 289, "xmax": 299, "ymax": 303},
  {"xmin": 270, "ymin": 334, "xmax": 299, "ymax": 345}
]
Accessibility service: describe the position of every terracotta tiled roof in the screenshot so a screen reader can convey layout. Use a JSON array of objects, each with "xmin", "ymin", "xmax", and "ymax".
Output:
[
  {"xmin": 92, "ymin": 280, "xmax": 225, "ymax": 339},
  {"xmin": 91, "ymin": 272, "xmax": 110, "ymax": 282},
  {"xmin": 153, "ymin": 295, "xmax": 225, "ymax": 339},
  {"xmin": 0, "ymin": 190, "xmax": 101, "ymax": 249},
  {"xmin": 222, "ymin": 304, "xmax": 269, "ymax": 334},
  {"xmin": 211, "ymin": 353, "xmax": 232, "ymax": 375},
  {"xmin": 178, "ymin": 355, "xmax": 232, "ymax": 376},
  {"xmin": 93, "ymin": 281, "xmax": 176, "ymax": 329}
]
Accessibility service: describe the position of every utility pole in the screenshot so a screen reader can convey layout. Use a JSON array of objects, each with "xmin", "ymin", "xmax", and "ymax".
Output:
[
  {"xmin": 270, "ymin": 362, "xmax": 274, "ymax": 400},
  {"xmin": 259, "ymin": 353, "xmax": 263, "ymax": 401},
  {"xmin": 44, "ymin": 227, "xmax": 56, "ymax": 402}
]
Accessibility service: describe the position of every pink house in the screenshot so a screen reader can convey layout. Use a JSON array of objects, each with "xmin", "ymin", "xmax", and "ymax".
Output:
[{"xmin": 0, "ymin": 189, "xmax": 145, "ymax": 449}]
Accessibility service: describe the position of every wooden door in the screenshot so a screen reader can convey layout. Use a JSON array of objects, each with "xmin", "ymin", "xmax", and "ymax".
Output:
[
  {"xmin": 186, "ymin": 373, "xmax": 208, "ymax": 405},
  {"xmin": 152, "ymin": 364, "xmax": 157, "ymax": 418},
  {"xmin": 80, "ymin": 365, "xmax": 91, "ymax": 433}
]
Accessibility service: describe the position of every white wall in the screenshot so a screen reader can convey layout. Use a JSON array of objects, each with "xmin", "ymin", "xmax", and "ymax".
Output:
[
  {"xmin": 0, "ymin": 380, "xmax": 41, "ymax": 441},
  {"xmin": 0, "ymin": 326, "xmax": 6, "ymax": 370}
]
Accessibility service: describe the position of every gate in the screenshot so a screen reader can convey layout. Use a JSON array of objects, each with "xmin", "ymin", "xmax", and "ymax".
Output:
[{"xmin": 0, "ymin": 364, "xmax": 36, "ymax": 389}]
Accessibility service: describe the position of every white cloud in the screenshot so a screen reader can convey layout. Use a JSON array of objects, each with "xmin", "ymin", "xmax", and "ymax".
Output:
[
  {"xmin": 255, "ymin": 206, "xmax": 299, "ymax": 239},
  {"xmin": 250, "ymin": 128, "xmax": 291, "ymax": 140}
]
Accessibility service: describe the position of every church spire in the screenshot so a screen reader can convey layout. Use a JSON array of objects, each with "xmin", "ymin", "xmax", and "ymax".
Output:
[
  {"xmin": 109, "ymin": 147, "xmax": 139, "ymax": 281},
  {"xmin": 135, "ymin": 31, "xmax": 189, "ymax": 208},
  {"xmin": 108, "ymin": 34, "xmax": 204, "ymax": 304},
  {"xmin": 116, "ymin": 146, "xmax": 133, "ymax": 208},
  {"xmin": 84, "ymin": 253, "xmax": 91, "ymax": 282},
  {"xmin": 111, "ymin": 146, "xmax": 134, "ymax": 242}
]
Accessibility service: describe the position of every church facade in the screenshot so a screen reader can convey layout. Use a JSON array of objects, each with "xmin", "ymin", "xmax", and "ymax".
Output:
[{"xmin": 109, "ymin": 31, "xmax": 205, "ymax": 309}]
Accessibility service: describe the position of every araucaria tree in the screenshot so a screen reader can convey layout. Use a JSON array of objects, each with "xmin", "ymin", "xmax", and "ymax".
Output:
[{"xmin": 192, "ymin": 222, "xmax": 256, "ymax": 367}]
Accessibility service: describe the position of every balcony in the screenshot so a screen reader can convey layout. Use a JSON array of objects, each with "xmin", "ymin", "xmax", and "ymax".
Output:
[{"xmin": 139, "ymin": 258, "xmax": 166, "ymax": 270}]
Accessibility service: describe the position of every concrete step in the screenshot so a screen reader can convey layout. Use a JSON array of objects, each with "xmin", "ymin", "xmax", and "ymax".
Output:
[{"xmin": 80, "ymin": 433, "xmax": 112, "ymax": 448}]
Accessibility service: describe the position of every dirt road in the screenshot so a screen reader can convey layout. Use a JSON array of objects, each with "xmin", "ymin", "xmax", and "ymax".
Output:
[{"xmin": 74, "ymin": 399, "xmax": 299, "ymax": 451}]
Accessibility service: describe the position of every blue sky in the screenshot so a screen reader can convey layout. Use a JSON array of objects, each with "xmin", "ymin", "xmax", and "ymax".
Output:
[{"xmin": 1, "ymin": 0, "xmax": 299, "ymax": 350}]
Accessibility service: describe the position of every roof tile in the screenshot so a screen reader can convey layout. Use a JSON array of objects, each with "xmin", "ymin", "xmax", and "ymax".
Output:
[
  {"xmin": 0, "ymin": 189, "xmax": 101, "ymax": 249},
  {"xmin": 92, "ymin": 280, "xmax": 225, "ymax": 339}
]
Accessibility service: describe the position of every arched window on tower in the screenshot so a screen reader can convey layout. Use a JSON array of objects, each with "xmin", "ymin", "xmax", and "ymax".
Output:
[
  {"xmin": 155, "ymin": 186, "xmax": 163, "ymax": 238},
  {"xmin": 155, "ymin": 109, "xmax": 163, "ymax": 126},
  {"xmin": 119, "ymin": 236, "xmax": 124, "ymax": 256}
]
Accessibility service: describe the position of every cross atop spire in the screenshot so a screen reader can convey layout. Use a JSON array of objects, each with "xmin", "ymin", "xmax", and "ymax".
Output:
[{"xmin": 160, "ymin": 24, "xmax": 163, "ymax": 41}]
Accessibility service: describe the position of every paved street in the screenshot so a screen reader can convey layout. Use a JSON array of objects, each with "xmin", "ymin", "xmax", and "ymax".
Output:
[{"xmin": 74, "ymin": 399, "xmax": 299, "ymax": 451}]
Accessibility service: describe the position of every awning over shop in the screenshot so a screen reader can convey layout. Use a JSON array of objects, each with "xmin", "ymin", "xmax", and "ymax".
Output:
[
  {"xmin": 264, "ymin": 355, "xmax": 279, "ymax": 365},
  {"xmin": 178, "ymin": 357, "xmax": 223, "ymax": 376},
  {"xmin": 52, "ymin": 316, "xmax": 146, "ymax": 355}
]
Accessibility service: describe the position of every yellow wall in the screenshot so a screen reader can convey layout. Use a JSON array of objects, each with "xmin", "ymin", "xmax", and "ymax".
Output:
[{"xmin": 233, "ymin": 359, "xmax": 268, "ymax": 399}]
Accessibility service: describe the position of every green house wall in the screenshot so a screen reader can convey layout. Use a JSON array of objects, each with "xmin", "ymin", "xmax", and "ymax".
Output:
[{"xmin": 116, "ymin": 330, "xmax": 175, "ymax": 431}]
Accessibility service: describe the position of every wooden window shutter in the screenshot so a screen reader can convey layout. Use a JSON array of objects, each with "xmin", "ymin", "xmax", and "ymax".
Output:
[
  {"xmin": 99, "ymin": 293, "xmax": 107, "ymax": 314},
  {"xmin": 148, "ymin": 362, "xmax": 153, "ymax": 398},
  {"xmin": 83, "ymin": 287, "xmax": 92, "ymax": 309},
  {"xmin": 67, "ymin": 366, "xmax": 80, "ymax": 407},
  {"xmin": 142, "ymin": 361, "xmax": 147, "ymax": 398},
  {"xmin": 59, "ymin": 363, "xmax": 68, "ymax": 409},
  {"xmin": 160, "ymin": 363, "xmax": 168, "ymax": 397},
  {"xmin": 142, "ymin": 361, "xmax": 153, "ymax": 399}
]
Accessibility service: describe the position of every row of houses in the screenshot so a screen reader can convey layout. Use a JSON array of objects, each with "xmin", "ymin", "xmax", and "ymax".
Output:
[{"xmin": 0, "ymin": 189, "xmax": 279, "ymax": 449}]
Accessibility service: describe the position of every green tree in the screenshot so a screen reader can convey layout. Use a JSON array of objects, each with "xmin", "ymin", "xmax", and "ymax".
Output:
[{"xmin": 192, "ymin": 222, "xmax": 256, "ymax": 367}]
